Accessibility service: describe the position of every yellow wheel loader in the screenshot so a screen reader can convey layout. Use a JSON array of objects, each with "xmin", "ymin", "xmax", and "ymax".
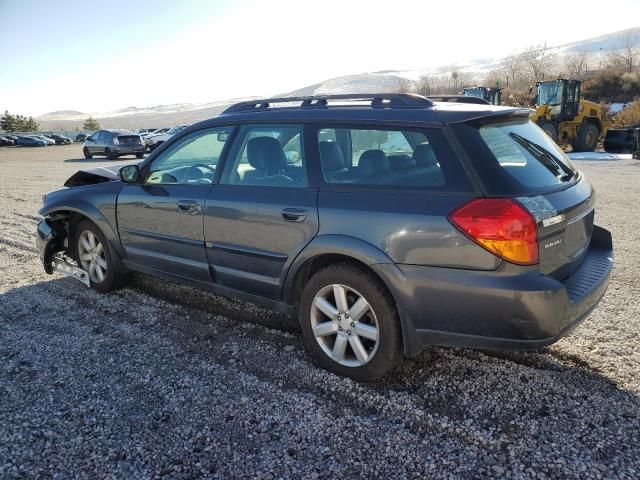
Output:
[{"xmin": 529, "ymin": 79, "xmax": 610, "ymax": 152}]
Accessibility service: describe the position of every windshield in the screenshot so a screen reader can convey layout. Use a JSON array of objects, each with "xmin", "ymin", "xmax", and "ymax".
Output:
[
  {"xmin": 537, "ymin": 82, "xmax": 563, "ymax": 105},
  {"xmin": 453, "ymin": 118, "xmax": 578, "ymax": 195},
  {"xmin": 464, "ymin": 87, "xmax": 485, "ymax": 99}
]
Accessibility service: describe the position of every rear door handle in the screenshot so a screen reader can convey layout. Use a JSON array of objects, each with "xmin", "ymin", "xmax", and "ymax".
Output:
[
  {"xmin": 281, "ymin": 207, "xmax": 308, "ymax": 222},
  {"xmin": 177, "ymin": 200, "xmax": 201, "ymax": 214}
]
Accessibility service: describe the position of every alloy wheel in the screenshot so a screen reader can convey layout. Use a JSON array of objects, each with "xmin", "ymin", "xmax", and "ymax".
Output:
[
  {"xmin": 77, "ymin": 230, "xmax": 107, "ymax": 283},
  {"xmin": 310, "ymin": 284, "xmax": 380, "ymax": 367}
]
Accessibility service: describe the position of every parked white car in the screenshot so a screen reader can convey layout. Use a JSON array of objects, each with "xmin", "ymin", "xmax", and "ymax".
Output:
[{"xmin": 145, "ymin": 125, "xmax": 188, "ymax": 151}]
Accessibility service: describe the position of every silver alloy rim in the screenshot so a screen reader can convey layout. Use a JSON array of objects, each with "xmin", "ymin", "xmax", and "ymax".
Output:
[
  {"xmin": 310, "ymin": 284, "xmax": 380, "ymax": 367},
  {"xmin": 77, "ymin": 230, "xmax": 107, "ymax": 283}
]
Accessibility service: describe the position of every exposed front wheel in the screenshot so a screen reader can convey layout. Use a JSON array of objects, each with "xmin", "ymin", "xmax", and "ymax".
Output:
[
  {"xmin": 75, "ymin": 220, "xmax": 124, "ymax": 292},
  {"xmin": 573, "ymin": 122, "xmax": 599, "ymax": 152},
  {"xmin": 299, "ymin": 263, "xmax": 401, "ymax": 381}
]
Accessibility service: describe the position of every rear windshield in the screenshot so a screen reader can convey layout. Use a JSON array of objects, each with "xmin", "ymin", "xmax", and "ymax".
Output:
[{"xmin": 453, "ymin": 118, "xmax": 578, "ymax": 195}]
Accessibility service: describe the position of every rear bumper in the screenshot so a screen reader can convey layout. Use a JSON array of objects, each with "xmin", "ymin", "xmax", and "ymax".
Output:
[
  {"xmin": 376, "ymin": 225, "xmax": 614, "ymax": 356},
  {"xmin": 112, "ymin": 145, "xmax": 145, "ymax": 155}
]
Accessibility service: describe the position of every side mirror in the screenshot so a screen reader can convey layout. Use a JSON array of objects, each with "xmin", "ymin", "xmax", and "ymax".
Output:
[
  {"xmin": 86, "ymin": 136, "xmax": 93, "ymax": 142},
  {"xmin": 119, "ymin": 165, "xmax": 140, "ymax": 184}
]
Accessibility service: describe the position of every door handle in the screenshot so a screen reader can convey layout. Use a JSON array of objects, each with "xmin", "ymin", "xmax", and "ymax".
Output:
[
  {"xmin": 281, "ymin": 207, "xmax": 307, "ymax": 222},
  {"xmin": 177, "ymin": 200, "xmax": 201, "ymax": 214}
]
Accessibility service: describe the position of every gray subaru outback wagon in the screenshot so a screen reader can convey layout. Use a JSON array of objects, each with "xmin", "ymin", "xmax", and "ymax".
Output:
[{"xmin": 36, "ymin": 94, "xmax": 613, "ymax": 381}]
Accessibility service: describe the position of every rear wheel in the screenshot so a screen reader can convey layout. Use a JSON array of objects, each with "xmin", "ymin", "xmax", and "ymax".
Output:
[
  {"xmin": 539, "ymin": 121, "xmax": 558, "ymax": 142},
  {"xmin": 75, "ymin": 220, "xmax": 124, "ymax": 292},
  {"xmin": 573, "ymin": 122, "xmax": 599, "ymax": 152},
  {"xmin": 83, "ymin": 147, "xmax": 92, "ymax": 159},
  {"xmin": 106, "ymin": 148, "xmax": 117, "ymax": 160},
  {"xmin": 135, "ymin": 152, "xmax": 144, "ymax": 159},
  {"xmin": 299, "ymin": 263, "xmax": 401, "ymax": 381}
]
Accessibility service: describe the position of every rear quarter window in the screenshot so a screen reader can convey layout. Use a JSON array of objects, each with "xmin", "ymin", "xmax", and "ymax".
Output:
[
  {"xmin": 314, "ymin": 126, "xmax": 473, "ymax": 193},
  {"xmin": 452, "ymin": 118, "xmax": 578, "ymax": 195}
]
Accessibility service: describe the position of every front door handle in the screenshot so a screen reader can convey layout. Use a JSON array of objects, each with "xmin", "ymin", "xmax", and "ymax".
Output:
[
  {"xmin": 177, "ymin": 200, "xmax": 201, "ymax": 214},
  {"xmin": 281, "ymin": 207, "xmax": 307, "ymax": 222}
]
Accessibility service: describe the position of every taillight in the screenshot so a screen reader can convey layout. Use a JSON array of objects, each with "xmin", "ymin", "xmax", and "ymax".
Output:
[
  {"xmin": 448, "ymin": 198, "xmax": 538, "ymax": 265},
  {"xmin": 113, "ymin": 137, "xmax": 120, "ymax": 145}
]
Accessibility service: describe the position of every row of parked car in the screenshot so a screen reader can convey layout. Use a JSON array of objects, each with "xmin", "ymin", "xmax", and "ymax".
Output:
[
  {"xmin": 0, "ymin": 125, "xmax": 190, "ymax": 155},
  {"xmin": 0, "ymin": 133, "xmax": 74, "ymax": 147}
]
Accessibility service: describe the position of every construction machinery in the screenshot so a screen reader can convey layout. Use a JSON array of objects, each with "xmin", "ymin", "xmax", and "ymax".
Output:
[
  {"xmin": 530, "ymin": 79, "xmax": 610, "ymax": 152},
  {"xmin": 462, "ymin": 86, "xmax": 502, "ymax": 105}
]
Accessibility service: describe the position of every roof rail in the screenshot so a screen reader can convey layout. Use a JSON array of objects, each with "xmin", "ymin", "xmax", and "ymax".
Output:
[
  {"xmin": 427, "ymin": 95, "xmax": 490, "ymax": 105},
  {"xmin": 222, "ymin": 93, "xmax": 433, "ymax": 114}
]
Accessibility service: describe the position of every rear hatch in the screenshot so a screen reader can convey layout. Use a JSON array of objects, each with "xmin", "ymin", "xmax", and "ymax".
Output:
[
  {"xmin": 451, "ymin": 115, "xmax": 594, "ymax": 279},
  {"xmin": 117, "ymin": 135, "xmax": 143, "ymax": 146}
]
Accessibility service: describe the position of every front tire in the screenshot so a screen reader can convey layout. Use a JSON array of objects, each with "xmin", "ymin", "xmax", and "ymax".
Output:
[
  {"xmin": 573, "ymin": 122, "xmax": 599, "ymax": 152},
  {"xmin": 83, "ymin": 147, "xmax": 92, "ymax": 159},
  {"xmin": 299, "ymin": 263, "xmax": 401, "ymax": 381},
  {"xmin": 75, "ymin": 220, "xmax": 123, "ymax": 293}
]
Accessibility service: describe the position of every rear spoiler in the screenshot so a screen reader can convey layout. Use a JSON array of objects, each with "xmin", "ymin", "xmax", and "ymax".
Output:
[{"xmin": 447, "ymin": 108, "xmax": 532, "ymax": 125}]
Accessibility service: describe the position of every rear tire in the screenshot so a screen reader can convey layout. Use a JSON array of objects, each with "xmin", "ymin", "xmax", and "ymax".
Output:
[
  {"xmin": 74, "ymin": 220, "xmax": 125, "ymax": 293},
  {"xmin": 299, "ymin": 263, "xmax": 401, "ymax": 381},
  {"xmin": 135, "ymin": 153, "xmax": 144, "ymax": 159},
  {"xmin": 539, "ymin": 122, "xmax": 558, "ymax": 143},
  {"xmin": 83, "ymin": 147, "xmax": 92, "ymax": 159},
  {"xmin": 573, "ymin": 122, "xmax": 599, "ymax": 152},
  {"xmin": 106, "ymin": 148, "xmax": 117, "ymax": 160}
]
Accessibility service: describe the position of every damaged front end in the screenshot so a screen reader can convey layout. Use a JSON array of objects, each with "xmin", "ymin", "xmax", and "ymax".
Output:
[{"xmin": 36, "ymin": 214, "xmax": 90, "ymax": 286}]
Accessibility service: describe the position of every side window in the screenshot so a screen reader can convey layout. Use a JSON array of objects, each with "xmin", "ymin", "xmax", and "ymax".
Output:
[
  {"xmin": 317, "ymin": 127, "xmax": 447, "ymax": 188},
  {"xmin": 221, "ymin": 124, "xmax": 308, "ymax": 188},
  {"xmin": 145, "ymin": 127, "xmax": 232, "ymax": 185}
]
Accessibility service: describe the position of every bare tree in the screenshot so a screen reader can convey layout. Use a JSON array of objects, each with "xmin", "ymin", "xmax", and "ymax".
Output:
[
  {"xmin": 395, "ymin": 77, "xmax": 414, "ymax": 93},
  {"xmin": 416, "ymin": 74, "xmax": 433, "ymax": 96},
  {"xmin": 521, "ymin": 43, "xmax": 555, "ymax": 82},
  {"xmin": 451, "ymin": 71, "xmax": 459, "ymax": 90},
  {"xmin": 606, "ymin": 30, "xmax": 639, "ymax": 73},
  {"xmin": 564, "ymin": 51, "xmax": 588, "ymax": 77},
  {"xmin": 502, "ymin": 52, "xmax": 525, "ymax": 89}
]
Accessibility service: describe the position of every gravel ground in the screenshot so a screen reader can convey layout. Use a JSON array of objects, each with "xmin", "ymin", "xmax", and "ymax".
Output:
[{"xmin": 0, "ymin": 144, "xmax": 639, "ymax": 479}]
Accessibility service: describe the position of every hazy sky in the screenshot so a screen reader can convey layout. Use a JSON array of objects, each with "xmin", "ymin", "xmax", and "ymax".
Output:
[{"xmin": 1, "ymin": 0, "xmax": 639, "ymax": 116}]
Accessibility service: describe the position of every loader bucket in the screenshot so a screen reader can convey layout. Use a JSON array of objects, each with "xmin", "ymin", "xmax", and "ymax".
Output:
[{"xmin": 604, "ymin": 126, "xmax": 640, "ymax": 154}]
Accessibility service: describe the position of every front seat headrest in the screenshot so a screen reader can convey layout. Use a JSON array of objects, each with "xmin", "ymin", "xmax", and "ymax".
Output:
[{"xmin": 247, "ymin": 137, "xmax": 286, "ymax": 175}]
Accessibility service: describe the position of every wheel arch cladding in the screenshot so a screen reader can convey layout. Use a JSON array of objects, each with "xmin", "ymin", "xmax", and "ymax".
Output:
[
  {"xmin": 40, "ymin": 201, "xmax": 124, "ymax": 259},
  {"xmin": 283, "ymin": 235, "xmax": 414, "ymax": 356}
]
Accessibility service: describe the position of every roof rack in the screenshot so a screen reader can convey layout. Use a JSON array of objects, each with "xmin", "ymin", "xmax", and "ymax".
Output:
[
  {"xmin": 427, "ymin": 95, "xmax": 490, "ymax": 105},
  {"xmin": 222, "ymin": 93, "xmax": 434, "ymax": 114}
]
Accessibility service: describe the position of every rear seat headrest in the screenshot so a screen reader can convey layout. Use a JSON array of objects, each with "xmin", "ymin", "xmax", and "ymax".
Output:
[
  {"xmin": 388, "ymin": 154, "xmax": 416, "ymax": 171},
  {"xmin": 413, "ymin": 143, "xmax": 438, "ymax": 167},
  {"xmin": 319, "ymin": 141, "xmax": 346, "ymax": 172},
  {"xmin": 358, "ymin": 149, "xmax": 389, "ymax": 176}
]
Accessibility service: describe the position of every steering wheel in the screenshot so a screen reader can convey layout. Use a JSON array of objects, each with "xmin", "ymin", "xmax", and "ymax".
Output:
[{"xmin": 185, "ymin": 163, "xmax": 215, "ymax": 183}]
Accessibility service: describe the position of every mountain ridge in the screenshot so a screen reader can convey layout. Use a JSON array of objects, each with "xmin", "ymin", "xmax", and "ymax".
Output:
[{"xmin": 37, "ymin": 27, "xmax": 639, "ymax": 130}]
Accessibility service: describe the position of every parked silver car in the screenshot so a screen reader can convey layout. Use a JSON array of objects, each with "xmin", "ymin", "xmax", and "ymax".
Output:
[{"xmin": 83, "ymin": 129, "xmax": 145, "ymax": 160}]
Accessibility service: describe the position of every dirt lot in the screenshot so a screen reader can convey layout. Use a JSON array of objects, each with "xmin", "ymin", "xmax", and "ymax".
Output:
[{"xmin": 1, "ymin": 144, "xmax": 639, "ymax": 479}]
